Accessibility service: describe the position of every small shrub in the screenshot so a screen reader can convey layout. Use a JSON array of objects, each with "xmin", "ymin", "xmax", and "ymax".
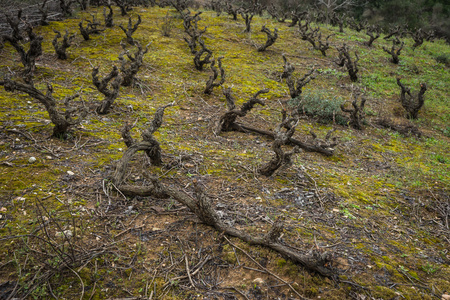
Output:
[
  {"xmin": 159, "ymin": 12, "xmax": 174, "ymax": 37},
  {"xmin": 289, "ymin": 91, "xmax": 347, "ymax": 125},
  {"xmin": 399, "ymin": 61, "xmax": 420, "ymax": 74},
  {"xmin": 420, "ymin": 263, "xmax": 439, "ymax": 274},
  {"xmin": 435, "ymin": 54, "xmax": 450, "ymax": 67}
]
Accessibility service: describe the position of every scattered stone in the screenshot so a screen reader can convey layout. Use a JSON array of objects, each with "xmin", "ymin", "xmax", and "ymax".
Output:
[
  {"xmin": 124, "ymin": 206, "xmax": 134, "ymax": 214},
  {"xmin": 67, "ymin": 171, "xmax": 75, "ymax": 176},
  {"xmin": 46, "ymin": 156, "xmax": 52, "ymax": 160},
  {"xmin": 253, "ymin": 278, "xmax": 265, "ymax": 285},
  {"xmin": 56, "ymin": 230, "xmax": 73, "ymax": 237},
  {"xmin": 0, "ymin": 207, "xmax": 7, "ymax": 212},
  {"xmin": 28, "ymin": 157, "xmax": 36, "ymax": 163}
]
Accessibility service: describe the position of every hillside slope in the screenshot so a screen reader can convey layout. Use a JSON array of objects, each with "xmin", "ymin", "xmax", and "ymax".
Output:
[{"xmin": 0, "ymin": 4, "xmax": 449, "ymax": 299}]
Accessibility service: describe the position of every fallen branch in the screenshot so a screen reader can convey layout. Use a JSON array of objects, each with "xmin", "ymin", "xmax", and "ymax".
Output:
[
  {"xmin": 224, "ymin": 236, "xmax": 309, "ymax": 300},
  {"xmin": 236, "ymin": 123, "xmax": 336, "ymax": 156},
  {"xmin": 375, "ymin": 118, "xmax": 422, "ymax": 138},
  {"xmin": 111, "ymin": 174, "xmax": 335, "ymax": 277}
]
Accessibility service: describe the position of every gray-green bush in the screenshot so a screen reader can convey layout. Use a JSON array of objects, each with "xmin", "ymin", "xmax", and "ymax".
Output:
[{"xmin": 289, "ymin": 91, "xmax": 347, "ymax": 125}]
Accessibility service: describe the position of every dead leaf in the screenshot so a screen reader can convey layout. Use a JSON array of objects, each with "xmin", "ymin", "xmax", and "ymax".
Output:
[{"xmin": 150, "ymin": 206, "xmax": 165, "ymax": 213}]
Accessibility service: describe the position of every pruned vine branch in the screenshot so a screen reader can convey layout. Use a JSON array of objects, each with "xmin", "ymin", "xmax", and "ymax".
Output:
[
  {"xmin": 92, "ymin": 66, "xmax": 122, "ymax": 114},
  {"xmin": 240, "ymin": 9, "xmax": 254, "ymax": 33},
  {"xmin": 396, "ymin": 78, "xmax": 427, "ymax": 119},
  {"xmin": 341, "ymin": 90, "xmax": 366, "ymax": 130},
  {"xmin": 193, "ymin": 39, "xmax": 213, "ymax": 71},
  {"xmin": 204, "ymin": 56, "xmax": 225, "ymax": 94},
  {"xmin": 382, "ymin": 40, "xmax": 404, "ymax": 64},
  {"xmin": 119, "ymin": 14, "xmax": 141, "ymax": 45},
  {"xmin": 113, "ymin": 103, "xmax": 174, "ymax": 185},
  {"xmin": 118, "ymin": 41, "xmax": 150, "ymax": 87},
  {"xmin": 3, "ymin": 23, "xmax": 43, "ymax": 84},
  {"xmin": 52, "ymin": 29, "xmax": 76, "ymax": 60},
  {"xmin": 114, "ymin": 0, "xmax": 132, "ymax": 16},
  {"xmin": 258, "ymin": 111, "xmax": 301, "ymax": 176},
  {"xmin": 215, "ymin": 87, "xmax": 269, "ymax": 135},
  {"xmin": 364, "ymin": 25, "xmax": 380, "ymax": 47},
  {"xmin": 335, "ymin": 43, "xmax": 359, "ymax": 82},
  {"xmin": 103, "ymin": 4, "xmax": 114, "ymax": 28},
  {"xmin": 79, "ymin": 15, "xmax": 104, "ymax": 41},
  {"xmin": 258, "ymin": 25, "xmax": 278, "ymax": 52},
  {"xmin": 282, "ymin": 54, "xmax": 315, "ymax": 99},
  {"xmin": 0, "ymin": 77, "xmax": 87, "ymax": 138}
]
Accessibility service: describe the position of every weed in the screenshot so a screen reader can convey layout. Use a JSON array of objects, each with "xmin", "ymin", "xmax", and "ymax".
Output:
[
  {"xmin": 340, "ymin": 208, "xmax": 356, "ymax": 219},
  {"xmin": 398, "ymin": 265, "xmax": 409, "ymax": 272},
  {"xmin": 159, "ymin": 11, "xmax": 175, "ymax": 37},
  {"xmin": 421, "ymin": 263, "xmax": 440, "ymax": 274},
  {"xmin": 443, "ymin": 126, "xmax": 450, "ymax": 137}
]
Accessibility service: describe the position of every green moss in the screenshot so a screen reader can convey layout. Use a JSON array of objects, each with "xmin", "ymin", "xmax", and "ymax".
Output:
[
  {"xmin": 372, "ymin": 286, "xmax": 396, "ymax": 299},
  {"xmin": 277, "ymin": 258, "xmax": 287, "ymax": 267}
]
